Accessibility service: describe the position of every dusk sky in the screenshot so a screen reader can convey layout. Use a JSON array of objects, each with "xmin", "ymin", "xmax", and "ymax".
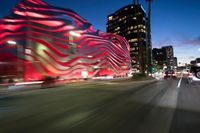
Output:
[{"xmin": 1, "ymin": 0, "xmax": 200, "ymax": 64}]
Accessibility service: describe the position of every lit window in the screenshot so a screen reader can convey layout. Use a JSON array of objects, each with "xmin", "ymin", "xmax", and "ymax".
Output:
[
  {"xmin": 114, "ymin": 27, "xmax": 120, "ymax": 31},
  {"xmin": 130, "ymin": 26, "xmax": 134, "ymax": 30},
  {"xmin": 131, "ymin": 48, "xmax": 135, "ymax": 51},
  {"xmin": 123, "ymin": 16, "xmax": 127, "ymax": 20},
  {"xmin": 130, "ymin": 39, "xmax": 138, "ymax": 42},
  {"xmin": 25, "ymin": 49, "xmax": 31, "ymax": 54},
  {"xmin": 108, "ymin": 16, "xmax": 113, "ymax": 21},
  {"xmin": 134, "ymin": 26, "xmax": 137, "ymax": 29},
  {"xmin": 142, "ymin": 29, "xmax": 146, "ymax": 33},
  {"xmin": 132, "ymin": 60, "xmax": 136, "ymax": 63}
]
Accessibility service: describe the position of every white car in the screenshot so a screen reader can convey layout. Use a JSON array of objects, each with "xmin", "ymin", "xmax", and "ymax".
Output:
[{"xmin": 183, "ymin": 69, "xmax": 190, "ymax": 74}]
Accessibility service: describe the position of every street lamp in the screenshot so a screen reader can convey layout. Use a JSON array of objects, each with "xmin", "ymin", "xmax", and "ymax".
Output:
[{"xmin": 7, "ymin": 40, "xmax": 17, "ymax": 45}]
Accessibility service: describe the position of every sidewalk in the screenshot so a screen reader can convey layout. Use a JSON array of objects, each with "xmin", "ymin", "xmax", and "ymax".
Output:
[
  {"xmin": 0, "ymin": 77, "xmax": 156, "ymax": 96},
  {"xmin": 0, "ymin": 83, "xmax": 41, "ymax": 95}
]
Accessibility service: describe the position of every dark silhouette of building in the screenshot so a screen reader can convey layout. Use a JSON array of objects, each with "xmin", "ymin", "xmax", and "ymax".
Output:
[
  {"xmin": 174, "ymin": 57, "xmax": 178, "ymax": 67},
  {"xmin": 153, "ymin": 45, "xmax": 175, "ymax": 69},
  {"xmin": 107, "ymin": 1, "xmax": 147, "ymax": 74},
  {"xmin": 162, "ymin": 46, "xmax": 174, "ymax": 68},
  {"xmin": 152, "ymin": 48, "xmax": 165, "ymax": 68}
]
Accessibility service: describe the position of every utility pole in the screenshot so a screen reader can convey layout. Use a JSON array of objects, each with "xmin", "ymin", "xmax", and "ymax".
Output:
[{"xmin": 146, "ymin": 0, "xmax": 153, "ymax": 73}]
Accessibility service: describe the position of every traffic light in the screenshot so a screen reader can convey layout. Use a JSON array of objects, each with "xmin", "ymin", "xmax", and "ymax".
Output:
[{"xmin": 149, "ymin": 66, "xmax": 156, "ymax": 74}]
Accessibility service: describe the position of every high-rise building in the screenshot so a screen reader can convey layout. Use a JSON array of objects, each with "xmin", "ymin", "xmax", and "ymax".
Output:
[
  {"xmin": 153, "ymin": 45, "xmax": 175, "ymax": 69},
  {"xmin": 173, "ymin": 57, "xmax": 178, "ymax": 67},
  {"xmin": 162, "ymin": 46, "xmax": 174, "ymax": 68},
  {"xmin": 107, "ymin": 2, "xmax": 147, "ymax": 74},
  {"xmin": 152, "ymin": 48, "xmax": 165, "ymax": 68}
]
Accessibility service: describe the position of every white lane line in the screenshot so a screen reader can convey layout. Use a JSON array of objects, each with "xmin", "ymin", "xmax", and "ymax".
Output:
[{"xmin": 177, "ymin": 71, "xmax": 184, "ymax": 88}]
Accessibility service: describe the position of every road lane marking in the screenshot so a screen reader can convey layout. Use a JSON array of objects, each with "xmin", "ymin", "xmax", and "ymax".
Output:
[{"xmin": 177, "ymin": 71, "xmax": 184, "ymax": 88}]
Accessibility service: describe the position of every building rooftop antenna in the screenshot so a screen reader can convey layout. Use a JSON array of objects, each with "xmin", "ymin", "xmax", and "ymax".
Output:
[{"xmin": 133, "ymin": 0, "xmax": 140, "ymax": 5}]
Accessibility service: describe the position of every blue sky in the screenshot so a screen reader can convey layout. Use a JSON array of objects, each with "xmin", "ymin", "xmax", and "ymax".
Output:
[{"xmin": 1, "ymin": 0, "xmax": 200, "ymax": 64}]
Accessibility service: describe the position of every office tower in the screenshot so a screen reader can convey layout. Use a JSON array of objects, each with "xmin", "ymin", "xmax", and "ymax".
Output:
[{"xmin": 107, "ymin": 2, "xmax": 147, "ymax": 74}]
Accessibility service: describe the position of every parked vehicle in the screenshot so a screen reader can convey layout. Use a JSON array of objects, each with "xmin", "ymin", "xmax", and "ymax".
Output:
[
  {"xmin": 187, "ymin": 66, "xmax": 200, "ymax": 84},
  {"xmin": 196, "ymin": 58, "xmax": 200, "ymax": 67},
  {"xmin": 41, "ymin": 76, "xmax": 56, "ymax": 88},
  {"xmin": 183, "ymin": 69, "xmax": 190, "ymax": 74}
]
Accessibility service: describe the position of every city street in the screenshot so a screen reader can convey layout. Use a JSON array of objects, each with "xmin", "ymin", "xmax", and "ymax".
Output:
[
  {"xmin": 0, "ymin": 0, "xmax": 200, "ymax": 133},
  {"xmin": 0, "ymin": 78, "xmax": 200, "ymax": 133}
]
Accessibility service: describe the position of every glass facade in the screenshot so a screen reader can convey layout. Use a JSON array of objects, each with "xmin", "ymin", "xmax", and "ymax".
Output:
[{"xmin": 107, "ymin": 4, "xmax": 148, "ymax": 74}]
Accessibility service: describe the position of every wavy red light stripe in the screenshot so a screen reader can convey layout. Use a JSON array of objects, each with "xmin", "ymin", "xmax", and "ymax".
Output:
[{"xmin": 0, "ymin": 0, "xmax": 131, "ymax": 81}]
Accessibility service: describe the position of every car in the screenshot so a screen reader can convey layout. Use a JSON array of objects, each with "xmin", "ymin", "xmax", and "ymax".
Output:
[
  {"xmin": 196, "ymin": 58, "xmax": 200, "ymax": 67},
  {"xmin": 164, "ymin": 69, "xmax": 177, "ymax": 79},
  {"xmin": 187, "ymin": 66, "xmax": 200, "ymax": 84},
  {"xmin": 41, "ymin": 76, "xmax": 56, "ymax": 88},
  {"xmin": 183, "ymin": 69, "xmax": 190, "ymax": 74}
]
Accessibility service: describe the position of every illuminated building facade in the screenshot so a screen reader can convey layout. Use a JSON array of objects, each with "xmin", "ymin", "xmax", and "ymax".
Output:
[
  {"xmin": 107, "ymin": 3, "xmax": 147, "ymax": 74},
  {"xmin": 0, "ymin": 0, "xmax": 131, "ymax": 82}
]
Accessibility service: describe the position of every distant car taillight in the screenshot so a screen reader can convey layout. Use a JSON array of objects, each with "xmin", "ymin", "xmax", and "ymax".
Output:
[{"xmin": 188, "ymin": 72, "xmax": 192, "ymax": 76}]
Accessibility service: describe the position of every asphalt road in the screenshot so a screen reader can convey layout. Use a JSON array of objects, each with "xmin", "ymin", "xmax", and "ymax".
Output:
[{"xmin": 0, "ymin": 78, "xmax": 200, "ymax": 133}]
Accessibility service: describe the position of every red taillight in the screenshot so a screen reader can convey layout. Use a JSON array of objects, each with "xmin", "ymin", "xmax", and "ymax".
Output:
[{"xmin": 188, "ymin": 72, "xmax": 192, "ymax": 76}]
